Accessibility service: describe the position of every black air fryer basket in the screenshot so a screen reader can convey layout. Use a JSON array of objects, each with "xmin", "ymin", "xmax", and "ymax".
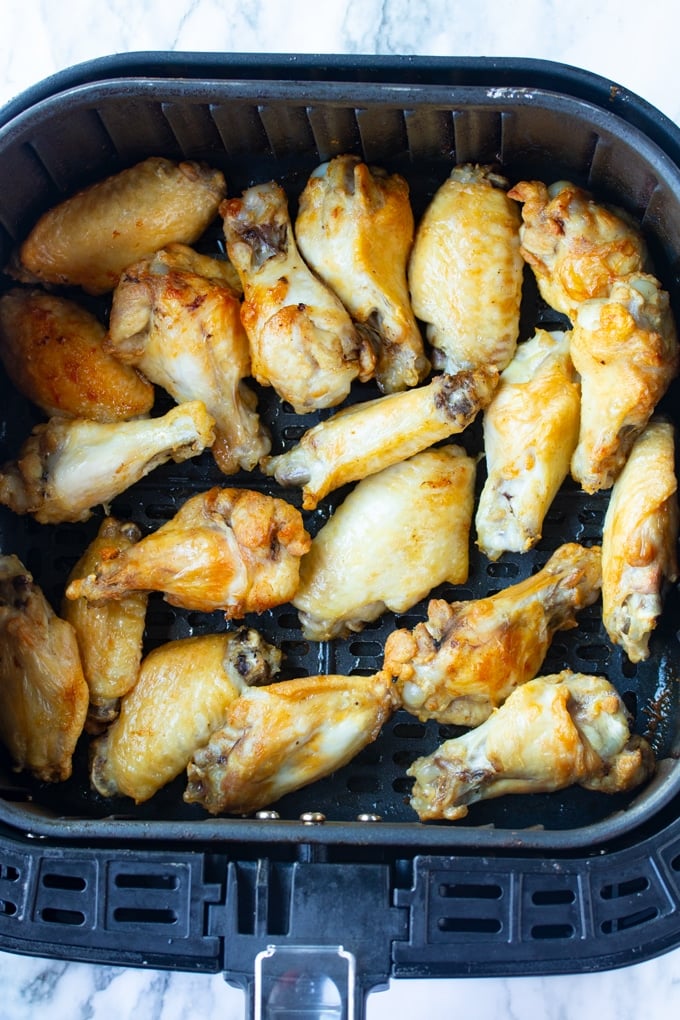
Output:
[{"xmin": 2, "ymin": 53, "xmax": 680, "ymax": 1017}]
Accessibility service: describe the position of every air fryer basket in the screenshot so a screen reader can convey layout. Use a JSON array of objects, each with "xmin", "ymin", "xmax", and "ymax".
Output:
[{"xmin": 2, "ymin": 55, "xmax": 680, "ymax": 1011}]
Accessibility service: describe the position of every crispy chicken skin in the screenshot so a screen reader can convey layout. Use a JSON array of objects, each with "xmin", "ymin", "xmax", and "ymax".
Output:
[
  {"xmin": 602, "ymin": 420, "xmax": 679, "ymax": 662},
  {"xmin": 184, "ymin": 671, "xmax": 398, "ymax": 815},
  {"xmin": 262, "ymin": 366, "xmax": 498, "ymax": 509},
  {"xmin": 62, "ymin": 517, "xmax": 148, "ymax": 732},
  {"xmin": 382, "ymin": 542, "xmax": 602, "ymax": 727},
  {"xmin": 507, "ymin": 179, "xmax": 648, "ymax": 317},
  {"xmin": 570, "ymin": 273, "xmax": 679, "ymax": 493},
  {"xmin": 90, "ymin": 629, "xmax": 281, "ymax": 803},
  {"xmin": 293, "ymin": 446, "xmax": 475, "ymax": 641},
  {"xmin": 408, "ymin": 164, "xmax": 524, "ymax": 374},
  {"xmin": 65, "ymin": 486, "xmax": 311, "ymax": 617},
  {"xmin": 9, "ymin": 157, "xmax": 226, "ymax": 295},
  {"xmin": 407, "ymin": 670, "xmax": 655, "ymax": 821},
  {"xmin": 0, "ymin": 554, "xmax": 88, "ymax": 782},
  {"xmin": 295, "ymin": 154, "xmax": 429, "ymax": 393},
  {"xmin": 107, "ymin": 243, "xmax": 270, "ymax": 474},
  {"xmin": 221, "ymin": 181, "xmax": 375, "ymax": 412},
  {"xmin": 0, "ymin": 288, "xmax": 154, "ymax": 422},
  {"xmin": 476, "ymin": 330, "xmax": 580, "ymax": 560},
  {"xmin": 0, "ymin": 399, "xmax": 215, "ymax": 524}
]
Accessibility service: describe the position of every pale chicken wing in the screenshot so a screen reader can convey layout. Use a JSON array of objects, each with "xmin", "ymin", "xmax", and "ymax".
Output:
[
  {"xmin": 295, "ymin": 154, "xmax": 429, "ymax": 392},
  {"xmin": 407, "ymin": 670, "xmax": 655, "ymax": 821}
]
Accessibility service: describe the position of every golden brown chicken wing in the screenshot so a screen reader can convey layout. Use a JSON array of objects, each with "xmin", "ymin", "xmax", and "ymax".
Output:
[
  {"xmin": 0, "ymin": 288, "xmax": 154, "ymax": 422},
  {"xmin": 65, "ymin": 486, "xmax": 311, "ymax": 616},
  {"xmin": 382, "ymin": 542, "xmax": 602, "ymax": 727},
  {"xmin": 407, "ymin": 670, "xmax": 655, "ymax": 821},
  {"xmin": 221, "ymin": 181, "xmax": 375, "ymax": 412},
  {"xmin": 295, "ymin": 154, "xmax": 429, "ymax": 393},
  {"xmin": 0, "ymin": 554, "xmax": 88, "ymax": 781},
  {"xmin": 8, "ymin": 157, "xmax": 226, "ymax": 295},
  {"xmin": 184, "ymin": 671, "xmax": 398, "ymax": 814},
  {"xmin": 0, "ymin": 399, "xmax": 215, "ymax": 524},
  {"xmin": 602, "ymin": 419, "xmax": 679, "ymax": 662},
  {"xmin": 90, "ymin": 628, "xmax": 281, "ymax": 803},
  {"xmin": 107, "ymin": 243, "xmax": 270, "ymax": 474},
  {"xmin": 408, "ymin": 163, "xmax": 523, "ymax": 374}
]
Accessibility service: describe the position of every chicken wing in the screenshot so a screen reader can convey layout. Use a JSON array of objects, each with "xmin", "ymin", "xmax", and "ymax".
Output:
[
  {"xmin": 221, "ymin": 181, "xmax": 375, "ymax": 412},
  {"xmin": 570, "ymin": 273, "xmax": 679, "ymax": 493},
  {"xmin": 0, "ymin": 399, "xmax": 215, "ymax": 524},
  {"xmin": 62, "ymin": 517, "xmax": 148, "ymax": 732},
  {"xmin": 602, "ymin": 420, "xmax": 679, "ymax": 662},
  {"xmin": 295, "ymin": 154, "xmax": 429, "ymax": 393},
  {"xmin": 107, "ymin": 243, "xmax": 270, "ymax": 474},
  {"xmin": 65, "ymin": 486, "xmax": 311, "ymax": 616},
  {"xmin": 475, "ymin": 329, "xmax": 580, "ymax": 560},
  {"xmin": 507, "ymin": 179, "xmax": 648, "ymax": 318},
  {"xmin": 0, "ymin": 554, "xmax": 88, "ymax": 781},
  {"xmin": 382, "ymin": 542, "xmax": 602, "ymax": 727},
  {"xmin": 407, "ymin": 163, "xmax": 523, "ymax": 373},
  {"xmin": 0, "ymin": 288, "xmax": 154, "ymax": 422},
  {"xmin": 407, "ymin": 670, "xmax": 655, "ymax": 821},
  {"xmin": 293, "ymin": 445, "xmax": 475, "ymax": 641},
  {"xmin": 8, "ymin": 156, "xmax": 226, "ymax": 295},
  {"xmin": 184, "ymin": 671, "xmax": 398, "ymax": 815},
  {"xmin": 90, "ymin": 628, "xmax": 281, "ymax": 803},
  {"xmin": 262, "ymin": 366, "xmax": 497, "ymax": 510}
]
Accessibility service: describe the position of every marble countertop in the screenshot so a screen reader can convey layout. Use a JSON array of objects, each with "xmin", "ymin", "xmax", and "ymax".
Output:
[{"xmin": 2, "ymin": 1, "xmax": 680, "ymax": 1017}]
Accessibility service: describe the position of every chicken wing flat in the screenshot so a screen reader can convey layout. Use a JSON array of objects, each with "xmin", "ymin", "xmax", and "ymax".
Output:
[
  {"xmin": 262, "ymin": 366, "xmax": 498, "ymax": 510},
  {"xmin": 65, "ymin": 486, "xmax": 311, "ymax": 616},
  {"xmin": 0, "ymin": 288, "xmax": 154, "ymax": 422},
  {"xmin": 382, "ymin": 542, "xmax": 602, "ymax": 727},
  {"xmin": 0, "ymin": 554, "xmax": 88, "ymax": 782},
  {"xmin": 221, "ymin": 181, "xmax": 375, "ymax": 412},
  {"xmin": 407, "ymin": 164, "xmax": 523, "ymax": 374},
  {"xmin": 602, "ymin": 420, "xmax": 679, "ymax": 663},
  {"xmin": 475, "ymin": 329, "xmax": 580, "ymax": 560},
  {"xmin": 407, "ymin": 670, "xmax": 655, "ymax": 821},
  {"xmin": 90, "ymin": 628, "xmax": 281, "ymax": 803},
  {"xmin": 293, "ymin": 445, "xmax": 475, "ymax": 641},
  {"xmin": 184, "ymin": 671, "xmax": 398, "ymax": 814},
  {"xmin": 570, "ymin": 273, "xmax": 679, "ymax": 493},
  {"xmin": 9, "ymin": 157, "xmax": 226, "ymax": 295},
  {"xmin": 295, "ymin": 154, "xmax": 429, "ymax": 393},
  {"xmin": 507, "ymin": 179, "xmax": 648, "ymax": 317},
  {"xmin": 63, "ymin": 517, "xmax": 148, "ymax": 732},
  {"xmin": 0, "ymin": 399, "xmax": 215, "ymax": 524},
  {"xmin": 107, "ymin": 243, "xmax": 270, "ymax": 473}
]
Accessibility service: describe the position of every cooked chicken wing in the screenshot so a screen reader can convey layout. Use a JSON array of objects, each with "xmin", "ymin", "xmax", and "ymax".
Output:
[
  {"xmin": 184, "ymin": 671, "xmax": 398, "ymax": 814},
  {"xmin": 107, "ymin": 243, "xmax": 270, "ymax": 474},
  {"xmin": 407, "ymin": 164, "xmax": 523, "ymax": 373},
  {"xmin": 293, "ymin": 445, "xmax": 475, "ymax": 641},
  {"xmin": 476, "ymin": 329, "xmax": 580, "ymax": 560},
  {"xmin": 407, "ymin": 670, "xmax": 655, "ymax": 821},
  {"xmin": 570, "ymin": 273, "xmax": 679, "ymax": 493},
  {"xmin": 507, "ymin": 179, "xmax": 648, "ymax": 318},
  {"xmin": 602, "ymin": 420, "xmax": 679, "ymax": 662},
  {"xmin": 65, "ymin": 486, "xmax": 311, "ymax": 616},
  {"xmin": 8, "ymin": 157, "xmax": 226, "ymax": 295},
  {"xmin": 295, "ymin": 154, "xmax": 429, "ymax": 393},
  {"xmin": 0, "ymin": 399, "xmax": 215, "ymax": 524},
  {"xmin": 63, "ymin": 517, "xmax": 148, "ymax": 732},
  {"xmin": 90, "ymin": 628, "xmax": 281, "ymax": 803},
  {"xmin": 221, "ymin": 181, "xmax": 375, "ymax": 413},
  {"xmin": 0, "ymin": 288, "xmax": 154, "ymax": 422},
  {"xmin": 0, "ymin": 554, "xmax": 88, "ymax": 781},
  {"xmin": 382, "ymin": 542, "xmax": 602, "ymax": 726},
  {"xmin": 262, "ymin": 366, "xmax": 497, "ymax": 510}
]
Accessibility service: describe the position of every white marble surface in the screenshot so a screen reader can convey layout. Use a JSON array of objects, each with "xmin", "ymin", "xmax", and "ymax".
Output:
[{"xmin": 2, "ymin": 0, "xmax": 680, "ymax": 1017}]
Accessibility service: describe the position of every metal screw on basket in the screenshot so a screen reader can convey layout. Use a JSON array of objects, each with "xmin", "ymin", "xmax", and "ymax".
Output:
[
  {"xmin": 300, "ymin": 811, "xmax": 326, "ymax": 825},
  {"xmin": 356, "ymin": 813, "xmax": 382, "ymax": 823},
  {"xmin": 255, "ymin": 810, "xmax": 280, "ymax": 820}
]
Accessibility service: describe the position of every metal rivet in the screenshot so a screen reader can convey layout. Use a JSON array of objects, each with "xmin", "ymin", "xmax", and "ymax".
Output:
[
  {"xmin": 255, "ymin": 810, "xmax": 280, "ymax": 820},
  {"xmin": 300, "ymin": 811, "xmax": 326, "ymax": 825},
  {"xmin": 356, "ymin": 813, "xmax": 382, "ymax": 823}
]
